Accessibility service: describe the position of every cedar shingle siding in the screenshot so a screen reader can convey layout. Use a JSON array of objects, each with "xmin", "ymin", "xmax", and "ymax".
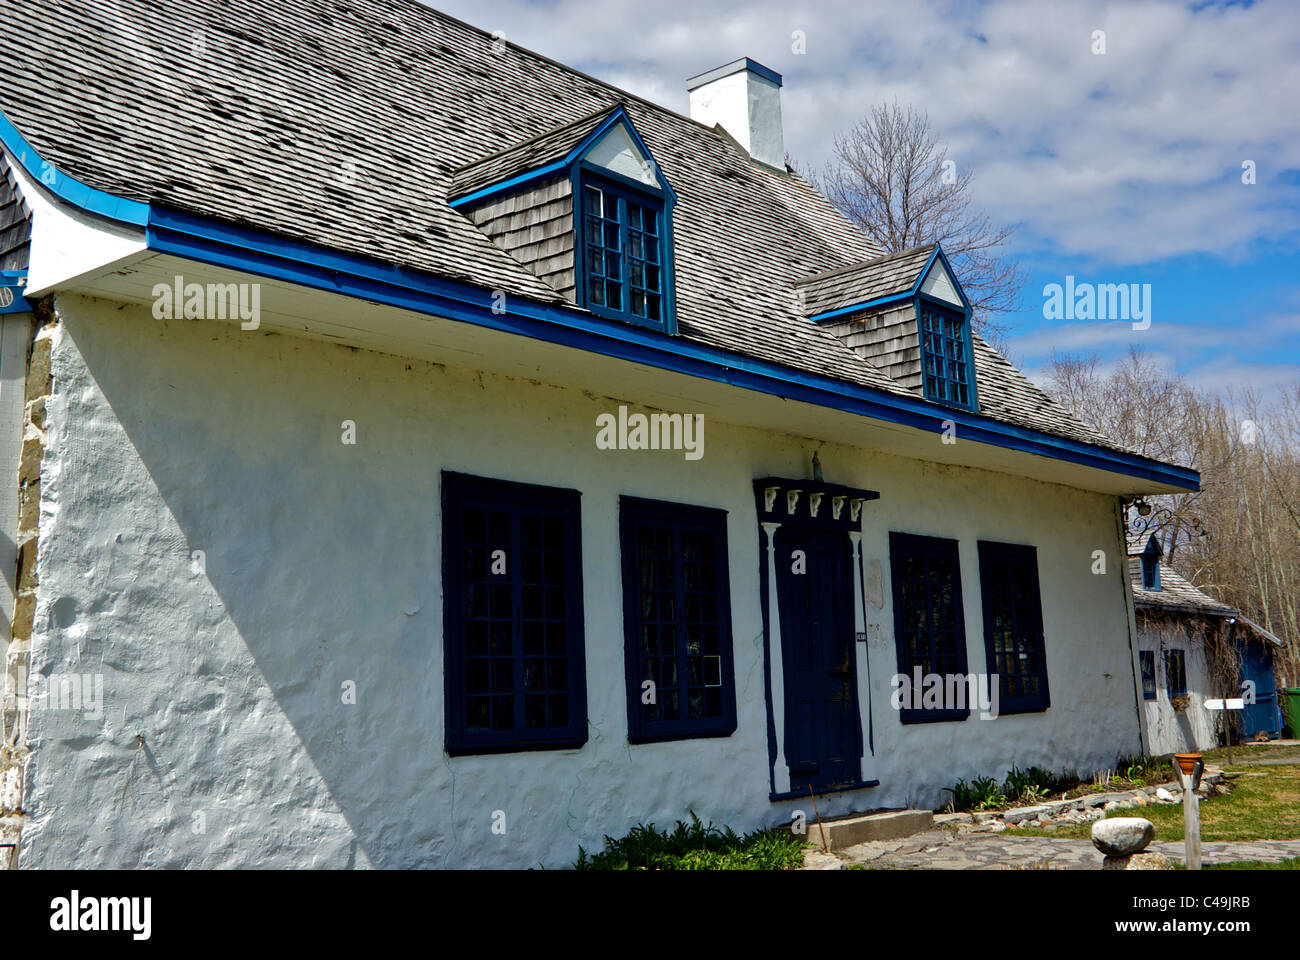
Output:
[
  {"xmin": 818, "ymin": 303, "xmax": 923, "ymax": 393},
  {"xmin": 466, "ymin": 176, "xmax": 576, "ymax": 298},
  {"xmin": 0, "ymin": 154, "xmax": 30, "ymax": 273}
]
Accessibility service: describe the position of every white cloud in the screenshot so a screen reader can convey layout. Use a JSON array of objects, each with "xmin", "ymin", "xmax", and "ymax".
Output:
[{"xmin": 429, "ymin": 0, "xmax": 1300, "ymax": 264}]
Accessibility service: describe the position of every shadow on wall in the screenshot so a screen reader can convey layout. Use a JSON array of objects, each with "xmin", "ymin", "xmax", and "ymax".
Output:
[{"xmin": 38, "ymin": 307, "xmax": 521, "ymax": 868}]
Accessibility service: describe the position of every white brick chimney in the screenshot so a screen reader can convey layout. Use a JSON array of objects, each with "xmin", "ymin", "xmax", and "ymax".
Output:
[{"xmin": 686, "ymin": 58, "xmax": 785, "ymax": 170}]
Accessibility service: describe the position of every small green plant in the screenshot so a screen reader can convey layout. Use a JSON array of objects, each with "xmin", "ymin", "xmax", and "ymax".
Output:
[
  {"xmin": 573, "ymin": 812, "xmax": 803, "ymax": 870},
  {"xmin": 944, "ymin": 775, "xmax": 1007, "ymax": 811},
  {"xmin": 1002, "ymin": 765, "xmax": 1058, "ymax": 802}
]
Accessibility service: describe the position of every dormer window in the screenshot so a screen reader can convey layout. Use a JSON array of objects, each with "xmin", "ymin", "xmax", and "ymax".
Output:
[
  {"xmin": 1139, "ymin": 535, "xmax": 1162, "ymax": 590},
  {"xmin": 1141, "ymin": 552, "xmax": 1161, "ymax": 590},
  {"xmin": 919, "ymin": 303, "xmax": 973, "ymax": 408},
  {"xmin": 797, "ymin": 243, "xmax": 978, "ymax": 413},
  {"xmin": 580, "ymin": 176, "xmax": 664, "ymax": 326},
  {"xmin": 449, "ymin": 105, "xmax": 677, "ymax": 335}
]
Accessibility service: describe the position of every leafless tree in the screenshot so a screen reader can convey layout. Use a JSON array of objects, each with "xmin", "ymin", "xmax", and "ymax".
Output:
[
  {"xmin": 819, "ymin": 101, "xmax": 1024, "ymax": 346},
  {"xmin": 1043, "ymin": 349, "xmax": 1300, "ymax": 686}
]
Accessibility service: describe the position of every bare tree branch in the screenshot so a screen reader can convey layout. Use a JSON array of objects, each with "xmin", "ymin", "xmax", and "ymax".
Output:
[{"xmin": 818, "ymin": 100, "xmax": 1025, "ymax": 346}]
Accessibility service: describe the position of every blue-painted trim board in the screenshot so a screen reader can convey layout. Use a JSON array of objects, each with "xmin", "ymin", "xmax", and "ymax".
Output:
[
  {"xmin": 0, "ymin": 110, "xmax": 149, "ymax": 226},
  {"xmin": 0, "ymin": 273, "xmax": 30, "ymax": 313},
  {"xmin": 448, "ymin": 106, "xmax": 679, "ymax": 209},
  {"xmin": 808, "ymin": 243, "xmax": 968, "ymax": 324},
  {"xmin": 0, "ymin": 108, "xmax": 1199, "ymax": 492}
]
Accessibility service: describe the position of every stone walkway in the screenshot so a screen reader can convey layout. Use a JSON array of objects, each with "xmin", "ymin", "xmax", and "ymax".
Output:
[{"xmin": 802, "ymin": 830, "xmax": 1300, "ymax": 870}]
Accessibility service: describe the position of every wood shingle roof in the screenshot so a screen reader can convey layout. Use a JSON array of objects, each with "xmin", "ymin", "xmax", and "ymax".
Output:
[{"xmin": 0, "ymin": 0, "xmax": 1151, "ymax": 459}]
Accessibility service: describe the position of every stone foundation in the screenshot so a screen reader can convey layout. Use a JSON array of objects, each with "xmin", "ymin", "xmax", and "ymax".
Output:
[{"xmin": 0, "ymin": 304, "xmax": 54, "ymax": 868}]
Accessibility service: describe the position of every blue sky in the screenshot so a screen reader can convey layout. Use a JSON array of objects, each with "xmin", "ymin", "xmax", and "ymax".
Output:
[{"xmin": 430, "ymin": 0, "xmax": 1299, "ymax": 404}]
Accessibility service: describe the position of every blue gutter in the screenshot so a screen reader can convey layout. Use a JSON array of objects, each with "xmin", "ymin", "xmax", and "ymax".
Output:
[
  {"xmin": 0, "ymin": 111, "xmax": 150, "ymax": 226},
  {"xmin": 0, "ymin": 112, "xmax": 1199, "ymax": 492}
]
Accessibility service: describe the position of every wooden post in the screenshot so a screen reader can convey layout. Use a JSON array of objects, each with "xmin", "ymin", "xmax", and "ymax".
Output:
[
  {"xmin": 809, "ymin": 786, "xmax": 829, "ymax": 853},
  {"xmin": 1174, "ymin": 758, "xmax": 1203, "ymax": 870}
]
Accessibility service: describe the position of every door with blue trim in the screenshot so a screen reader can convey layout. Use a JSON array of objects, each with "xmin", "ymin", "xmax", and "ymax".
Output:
[
  {"xmin": 775, "ymin": 526, "xmax": 861, "ymax": 792},
  {"xmin": 1240, "ymin": 639, "xmax": 1280, "ymax": 740}
]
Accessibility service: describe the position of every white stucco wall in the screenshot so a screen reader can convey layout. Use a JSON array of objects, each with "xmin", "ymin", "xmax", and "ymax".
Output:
[
  {"xmin": 20, "ymin": 293, "xmax": 1143, "ymax": 868},
  {"xmin": 1137, "ymin": 619, "xmax": 1218, "ymax": 754}
]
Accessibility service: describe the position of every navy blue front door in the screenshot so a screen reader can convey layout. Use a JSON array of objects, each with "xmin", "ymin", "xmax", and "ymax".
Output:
[
  {"xmin": 775, "ymin": 526, "xmax": 861, "ymax": 792},
  {"xmin": 1240, "ymin": 639, "xmax": 1281, "ymax": 739}
]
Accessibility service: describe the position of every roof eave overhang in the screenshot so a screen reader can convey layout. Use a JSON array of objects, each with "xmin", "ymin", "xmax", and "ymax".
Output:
[
  {"xmin": 1, "ymin": 110, "xmax": 1199, "ymax": 496},
  {"xmin": 1135, "ymin": 600, "xmax": 1237, "ymax": 618}
]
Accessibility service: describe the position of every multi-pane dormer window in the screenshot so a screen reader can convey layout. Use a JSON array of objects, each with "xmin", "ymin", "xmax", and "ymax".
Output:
[
  {"xmin": 581, "ymin": 176, "xmax": 664, "ymax": 327},
  {"xmin": 449, "ymin": 106, "xmax": 677, "ymax": 335},
  {"xmin": 920, "ymin": 304, "xmax": 973, "ymax": 408}
]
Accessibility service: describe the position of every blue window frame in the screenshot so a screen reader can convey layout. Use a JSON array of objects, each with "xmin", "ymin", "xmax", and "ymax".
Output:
[
  {"xmin": 918, "ymin": 302, "xmax": 974, "ymax": 408},
  {"xmin": 442, "ymin": 472, "xmax": 587, "ymax": 754},
  {"xmin": 889, "ymin": 532, "xmax": 970, "ymax": 723},
  {"xmin": 977, "ymin": 541, "xmax": 1050, "ymax": 714},
  {"xmin": 619, "ymin": 497, "xmax": 736, "ymax": 742},
  {"xmin": 1140, "ymin": 651, "xmax": 1157, "ymax": 700},
  {"xmin": 578, "ymin": 173, "xmax": 667, "ymax": 330},
  {"xmin": 1165, "ymin": 648, "xmax": 1187, "ymax": 698}
]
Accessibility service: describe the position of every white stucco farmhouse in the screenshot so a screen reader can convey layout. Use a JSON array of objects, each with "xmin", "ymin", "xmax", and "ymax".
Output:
[{"xmin": 0, "ymin": 0, "xmax": 1199, "ymax": 869}]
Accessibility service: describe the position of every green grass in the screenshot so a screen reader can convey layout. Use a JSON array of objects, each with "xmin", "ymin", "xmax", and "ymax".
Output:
[
  {"xmin": 1006, "ymin": 762, "xmax": 1300, "ymax": 842},
  {"xmin": 573, "ymin": 813, "xmax": 805, "ymax": 870},
  {"xmin": 1198, "ymin": 857, "xmax": 1300, "ymax": 870},
  {"xmin": 1202, "ymin": 743, "xmax": 1300, "ymax": 763}
]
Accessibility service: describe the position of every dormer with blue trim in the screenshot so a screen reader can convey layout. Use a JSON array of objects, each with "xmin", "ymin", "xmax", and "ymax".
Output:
[
  {"xmin": 449, "ymin": 106, "xmax": 678, "ymax": 334},
  {"xmin": 795, "ymin": 243, "xmax": 978, "ymax": 412}
]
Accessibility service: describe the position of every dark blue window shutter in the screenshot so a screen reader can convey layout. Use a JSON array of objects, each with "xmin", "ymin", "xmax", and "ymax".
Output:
[
  {"xmin": 1165, "ymin": 649, "xmax": 1187, "ymax": 698},
  {"xmin": 442, "ymin": 472, "xmax": 587, "ymax": 754},
  {"xmin": 977, "ymin": 541, "xmax": 1051, "ymax": 714},
  {"xmin": 620, "ymin": 497, "xmax": 736, "ymax": 742},
  {"xmin": 889, "ymin": 532, "xmax": 971, "ymax": 723},
  {"xmin": 1140, "ymin": 651, "xmax": 1157, "ymax": 700}
]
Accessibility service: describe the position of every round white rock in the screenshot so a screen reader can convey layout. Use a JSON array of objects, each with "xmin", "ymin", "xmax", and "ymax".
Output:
[{"xmin": 1091, "ymin": 817, "xmax": 1155, "ymax": 856}]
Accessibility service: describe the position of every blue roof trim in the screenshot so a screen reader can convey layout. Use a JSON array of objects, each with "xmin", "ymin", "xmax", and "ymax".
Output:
[
  {"xmin": 806, "ymin": 245, "xmax": 950, "ymax": 324},
  {"xmin": 0, "ymin": 110, "xmax": 150, "ymax": 227},
  {"xmin": 447, "ymin": 159, "xmax": 569, "ymax": 210},
  {"xmin": 0, "ymin": 272, "xmax": 30, "ymax": 313},
  {"xmin": 917, "ymin": 244, "xmax": 971, "ymax": 312},
  {"xmin": 578, "ymin": 109, "xmax": 678, "ymax": 205},
  {"xmin": 448, "ymin": 107, "xmax": 676, "ymax": 208},
  {"xmin": 809, "ymin": 290, "xmax": 914, "ymax": 323},
  {"xmin": 0, "ymin": 109, "xmax": 1198, "ymax": 492},
  {"xmin": 146, "ymin": 207, "xmax": 1197, "ymax": 491}
]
